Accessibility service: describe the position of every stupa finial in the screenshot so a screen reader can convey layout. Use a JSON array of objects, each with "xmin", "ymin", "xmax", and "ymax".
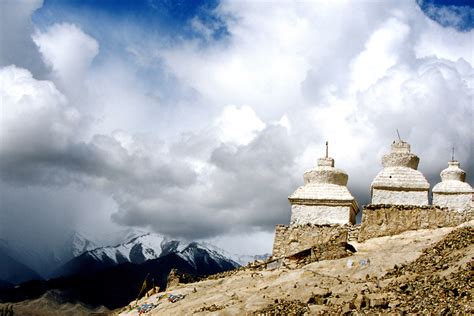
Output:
[
  {"xmin": 396, "ymin": 129, "xmax": 402, "ymax": 142},
  {"xmin": 325, "ymin": 141, "xmax": 328, "ymax": 158},
  {"xmin": 451, "ymin": 146, "xmax": 455, "ymax": 162}
]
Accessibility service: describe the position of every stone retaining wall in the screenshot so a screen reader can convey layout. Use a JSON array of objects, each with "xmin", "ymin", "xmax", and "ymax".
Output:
[
  {"xmin": 347, "ymin": 224, "xmax": 361, "ymax": 242},
  {"xmin": 358, "ymin": 204, "xmax": 473, "ymax": 242},
  {"xmin": 272, "ymin": 224, "xmax": 348, "ymax": 258}
]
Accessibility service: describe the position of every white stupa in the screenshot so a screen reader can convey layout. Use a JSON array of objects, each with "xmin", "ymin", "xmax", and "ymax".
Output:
[
  {"xmin": 371, "ymin": 140, "xmax": 430, "ymax": 205},
  {"xmin": 289, "ymin": 142, "xmax": 359, "ymax": 225},
  {"xmin": 433, "ymin": 160, "xmax": 473, "ymax": 211}
]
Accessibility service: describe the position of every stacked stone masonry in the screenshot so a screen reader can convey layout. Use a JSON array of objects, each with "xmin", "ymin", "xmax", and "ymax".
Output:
[
  {"xmin": 272, "ymin": 224, "xmax": 348, "ymax": 258},
  {"xmin": 358, "ymin": 204, "xmax": 474, "ymax": 242},
  {"xmin": 347, "ymin": 224, "xmax": 361, "ymax": 242}
]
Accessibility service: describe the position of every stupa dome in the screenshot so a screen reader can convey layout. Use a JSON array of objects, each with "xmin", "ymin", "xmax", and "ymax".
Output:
[
  {"xmin": 372, "ymin": 141, "xmax": 429, "ymax": 190},
  {"xmin": 371, "ymin": 140, "xmax": 429, "ymax": 205},
  {"xmin": 289, "ymin": 142, "xmax": 359, "ymax": 225},
  {"xmin": 433, "ymin": 161, "xmax": 472, "ymax": 194}
]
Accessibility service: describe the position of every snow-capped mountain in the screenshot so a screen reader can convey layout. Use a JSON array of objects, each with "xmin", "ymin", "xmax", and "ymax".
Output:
[
  {"xmin": 189, "ymin": 241, "xmax": 271, "ymax": 266},
  {"xmin": 65, "ymin": 232, "xmax": 98, "ymax": 258},
  {"xmin": 3, "ymin": 243, "xmax": 240, "ymax": 310},
  {"xmin": 53, "ymin": 233, "xmax": 242, "ymax": 277},
  {"xmin": 87, "ymin": 233, "xmax": 165, "ymax": 265},
  {"xmin": 176, "ymin": 242, "xmax": 241, "ymax": 271},
  {"xmin": 1, "ymin": 229, "xmax": 268, "ymax": 284}
]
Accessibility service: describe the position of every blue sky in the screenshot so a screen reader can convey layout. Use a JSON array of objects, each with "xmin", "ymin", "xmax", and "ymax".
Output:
[
  {"xmin": 33, "ymin": 0, "xmax": 473, "ymax": 32},
  {"xmin": 33, "ymin": 0, "xmax": 228, "ymax": 44},
  {"xmin": 29, "ymin": 0, "xmax": 473, "ymax": 75},
  {"xmin": 418, "ymin": 0, "xmax": 474, "ymax": 31}
]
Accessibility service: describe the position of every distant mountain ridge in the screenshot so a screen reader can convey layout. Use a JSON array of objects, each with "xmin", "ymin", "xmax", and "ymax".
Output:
[
  {"xmin": 0, "ymin": 244, "xmax": 240, "ymax": 309},
  {"xmin": 0, "ymin": 231, "xmax": 268, "ymax": 309},
  {"xmin": 0, "ymin": 232, "xmax": 98, "ymax": 282},
  {"xmin": 1, "ymin": 230, "xmax": 268, "ymax": 285},
  {"xmin": 53, "ymin": 233, "xmax": 241, "ymax": 278}
]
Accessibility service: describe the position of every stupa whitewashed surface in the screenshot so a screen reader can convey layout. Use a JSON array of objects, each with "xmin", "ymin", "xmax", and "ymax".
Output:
[
  {"xmin": 371, "ymin": 140, "xmax": 429, "ymax": 205},
  {"xmin": 433, "ymin": 160, "xmax": 473, "ymax": 211},
  {"xmin": 289, "ymin": 144, "xmax": 359, "ymax": 225}
]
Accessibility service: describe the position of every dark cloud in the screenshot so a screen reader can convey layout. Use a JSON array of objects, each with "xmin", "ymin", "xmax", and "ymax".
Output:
[{"xmin": 111, "ymin": 124, "xmax": 298, "ymax": 239}]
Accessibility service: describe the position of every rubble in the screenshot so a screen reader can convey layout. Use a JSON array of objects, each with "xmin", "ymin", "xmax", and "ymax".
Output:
[
  {"xmin": 194, "ymin": 303, "xmax": 225, "ymax": 312},
  {"xmin": 374, "ymin": 226, "xmax": 474, "ymax": 314},
  {"xmin": 253, "ymin": 299, "xmax": 309, "ymax": 315}
]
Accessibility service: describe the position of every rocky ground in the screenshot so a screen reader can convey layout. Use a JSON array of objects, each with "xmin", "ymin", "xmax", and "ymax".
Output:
[
  {"xmin": 0, "ymin": 290, "xmax": 109, "ymax": 316},
  {"xmin": 3, "ymin": 222, "xmax": 471, "ymax": 315},
  {"xmin": 116, "ymin": 221, "xmax": 473, "ymax": 315}
]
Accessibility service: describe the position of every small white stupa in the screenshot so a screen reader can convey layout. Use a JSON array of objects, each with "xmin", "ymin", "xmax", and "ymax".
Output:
[
  {"xmin": 371, "ymin": 140, "xmax": 430, "ymax": 205},
  {"xmin": 289, "ymin": 142, "xmax": 359, "ymax": 225},
  {"xmin": 433, "ymin": 159, "xmax": 473, "ymax": 211}
]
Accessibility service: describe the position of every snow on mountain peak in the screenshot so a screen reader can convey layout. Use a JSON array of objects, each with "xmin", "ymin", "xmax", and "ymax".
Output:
[
  {"xmin": 68, "ymin": 232, "xmax": 98, "ymax": 257},
  {"xmin": 86, "ymin": 232, "xmax": 166, "ymax": 265}
]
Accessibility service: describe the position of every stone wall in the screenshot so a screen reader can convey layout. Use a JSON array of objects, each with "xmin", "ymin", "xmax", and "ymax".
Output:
[
  {"xmin": 282, "ymin": 239, "xmax": 351, "ymax": 269},
  {"xmin": 347, "ymin": 224, "xmax": 360, "ymax": 242},
  {"xmin": 272, "ymin": 224, "xmax": 348, "ymax": 258},
  {"xmin": 358, "ymin": 204, "xmax": 473, "ymax": 242}
]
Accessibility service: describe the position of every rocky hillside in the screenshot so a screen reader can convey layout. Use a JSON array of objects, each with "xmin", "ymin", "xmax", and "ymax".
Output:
[
  {"xmin": 117, "ymin": 221, "xmax": 473, "ymax": 315},
  {"xmin": 370, "ymin": 225, "xmax": 473, "ymax": 314}
]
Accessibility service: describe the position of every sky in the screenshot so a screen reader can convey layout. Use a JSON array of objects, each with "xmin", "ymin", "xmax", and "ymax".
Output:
[{"xmin": 0, "ymin": 0, "xmax": 473, "ymax": 255}]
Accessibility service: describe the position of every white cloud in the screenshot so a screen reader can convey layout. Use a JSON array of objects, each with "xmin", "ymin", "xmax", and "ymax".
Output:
[
  {"xmin": 33, "ymin": 23, "xmax": 99, "ymax": 95},
  {"xmin": 350, "ymin": 18, "xmax": 411, "ymax": 92},
  {"xmin": 215, "ymin": 105, "xmax": 266, "ymax": 145},
  {"xmin": 0, "ymin": 65, "xmax": 80, "ymax": 157}
]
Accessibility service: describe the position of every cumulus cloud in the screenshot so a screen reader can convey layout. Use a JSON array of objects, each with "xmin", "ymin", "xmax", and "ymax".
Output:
[
  {"xmin": 0, "ymin": 66, "xmax": 80, "ymax": 184},
  {"xmin": 1, "ymin": 0, "xmax": 473, "ymax": 255},
  {"xmin": 33, "ymin": 23, "xmax": 99, "ymax": 96},
  {"xmin": 215, "ymin": 105, "xmax": 266, "ymax": 145}
]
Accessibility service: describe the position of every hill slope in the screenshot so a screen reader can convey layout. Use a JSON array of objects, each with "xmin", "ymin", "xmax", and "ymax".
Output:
[{"xmin": 119, "ymin": 221, "xmax": 473, "ymax": 315}]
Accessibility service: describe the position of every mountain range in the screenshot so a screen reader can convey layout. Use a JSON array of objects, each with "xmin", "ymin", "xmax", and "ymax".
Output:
[
  {"xmin": 0, "ymin": 239, "xmax": 242, "ymax": 309},
  {"xmin": 0, "ymin": 230, "xmax": 269, "ymax": 308},
  {"xmin": 0, "ymin": 232, "xmax": 98, "ymax": 281},
  {"xmin": 53, "ymin": 233, "xmax": 243, "ymax": 278}
]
